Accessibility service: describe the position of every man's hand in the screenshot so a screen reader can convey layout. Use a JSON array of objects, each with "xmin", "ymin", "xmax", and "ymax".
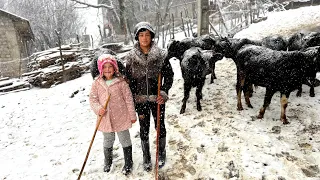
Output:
[
  {"xmin": 157, "ymin": 91, "xmax": 169, "ymax": 104},
  {"xmin": 156, "ymin": 95, "xmax": 165, "ymax": 104}
]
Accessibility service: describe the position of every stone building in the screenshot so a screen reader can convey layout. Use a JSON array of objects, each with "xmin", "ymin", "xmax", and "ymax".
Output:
[{"xmin": 0, "ymin": 9, "xmax": 34, "ymax": 78}]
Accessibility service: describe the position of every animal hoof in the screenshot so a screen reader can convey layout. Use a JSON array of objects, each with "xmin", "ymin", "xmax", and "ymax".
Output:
[
  {"xmin": 257, "ymin": 114, "xmax": 263, "ymax": 119},
  {"xmin": 282, "ymin": 120, "xmax": 290, "ymax": 124},
  {"xmin": 180, "ymin": 109, "xmax": 185, "ymax": 114},
  {"xmin": 310, "ymin": 93, "xmax": 315, "ymax": 97},
  {"xmin": 237, "ymin": 107, "xmax": 243, "ymax": 111},
  {"xmin": 197, "ymin": 106, "xmax": 202, "ymax": 111},
  {"xmin": 248, "ymin": 104, "xmax": 253, "ymax": 108}
]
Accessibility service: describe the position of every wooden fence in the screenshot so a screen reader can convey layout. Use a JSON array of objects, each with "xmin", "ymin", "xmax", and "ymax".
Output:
[{"xmin": 208, "ymin": 0, "xmax": 267, "ymax": 37}]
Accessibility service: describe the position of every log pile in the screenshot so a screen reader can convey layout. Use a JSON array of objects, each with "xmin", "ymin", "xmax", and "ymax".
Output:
[
  {"xmin": 0, "ymin": 42, "xmax": 132, "ymax": 94},
  {"xmin": 0, "ymin": 77, "xmax": 31, "ymax": 95},
  {"xmin": 23, "ymin": 44, "xmax": 94, "ymax": 88}
]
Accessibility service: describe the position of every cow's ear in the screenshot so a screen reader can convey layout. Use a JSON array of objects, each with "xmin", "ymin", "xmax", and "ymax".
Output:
[
  {"xmin": 213, "ymin": 53, "xmax": 224, "ymax": 60},
  {"xmin": 167, "ymin": 40, "xmax": 177, "ymax": 50}
]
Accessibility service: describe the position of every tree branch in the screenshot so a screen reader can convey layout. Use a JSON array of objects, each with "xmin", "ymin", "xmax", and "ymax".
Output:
[{"xmin": 69, "ymin": 0, "xmax": 114, "ymax": 9}]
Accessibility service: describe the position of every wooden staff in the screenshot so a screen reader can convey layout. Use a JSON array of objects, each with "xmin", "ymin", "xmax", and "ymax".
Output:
[
  {"xmin": 78, "ymin": 95, "xmax": 111, "ymax": 180},
  {"xmin": 155, "ymin": 73, "xmax": 162, "ymax": 180}
]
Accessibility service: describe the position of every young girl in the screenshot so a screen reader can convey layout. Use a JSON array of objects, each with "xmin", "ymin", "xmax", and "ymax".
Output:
[{"xmin": 89, "ymin": 54, "xmax": 137, "ymax": 175}]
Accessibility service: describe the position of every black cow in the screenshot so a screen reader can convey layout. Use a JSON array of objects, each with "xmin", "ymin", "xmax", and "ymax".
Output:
[
  {"xmin": 295, "ymin": 46, "xmax": 320, "ymax": 97},
  {"xmin": 167, "ymin": 34, "xmax": 217, "ymax": 60},
  {"xmin": 215, "ymin": 36, "xmax": 288, "ymax": 96},
  {"xmin": 288, "ymin": 31, "xmax": 320, "ymax": 51},
  {"xmin": 235, "ymin": 45, "xmax": 320, "ymax": 124},
  {"xmin": 167, "ymin": 34, "xmax": 219, "ymax": 83},
  {"xmin": 180, "ymin": 47, "xmax": 223, "ymax": 114},
  {"xmin": 288, "ymin": 32, "xmax": 320, "ymax": 96},
  {"xmin": 90, "ymin": 49, "xmax": 126, "ymax": 79},
  {"xmin": 215, "ymin": 35, "xmax": 288, "ymax": 57},
  {"xmin": 214, "ymin": 37, "xmax": 261, "ymax": 59},
  {"xmin": 261, "ymin": 35, "xmax": 288, "ymax": 51}
]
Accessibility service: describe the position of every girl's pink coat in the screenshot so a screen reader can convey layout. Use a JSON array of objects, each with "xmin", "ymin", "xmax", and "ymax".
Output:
[{"xmin": 89, "ymin": 76, "xmax": 136, "ymax": 132}]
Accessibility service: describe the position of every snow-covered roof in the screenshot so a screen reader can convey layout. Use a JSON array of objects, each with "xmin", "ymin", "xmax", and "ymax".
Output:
[{"xmin": 0, "ymin": 9, "xmax": 34, "ymax": 39}]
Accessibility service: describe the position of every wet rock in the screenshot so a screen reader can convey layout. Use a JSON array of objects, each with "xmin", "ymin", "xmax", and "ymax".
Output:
[
  {"xmin": 286, "ymin": 155, "xmax": 297, "ymax": 161},
  {"xmin": 192, "ymin": 153, "xmax": 198, "ymax": 161},
  {"xmin": 185, "ymin": 165, "xmax": 197, "ymax": 175},
  {"xmin": 70, "ymin": 90, "xmax": 79, "ymax": 98},
  {"xmin": 191, "ymin": 121, "xmax": 205, "ymax": 128},
  {"xmin": 224, "ymin": 161, "xmax": 239, "ymax": 178},
  {"xmin": 158, "ymin": 171, "xmax": 169, "ymax": 180},
  {"xmin": 197, "ymin": 146, "xmax": 205, "ymax": 153},
  {"xmin": 271, "ymin": 126, "xmax": 281, "ymax": 134},
  {"xmin": 277, "ymin": 136, "xmax": 285, "ymax": 140},
  {"xmin": 167, "ymin": 170, "xmax": 185, "ymax": 179},
  {"xmin": 218, "ymin": 142, "xmax": 228, "ymax": 152},
  {"xmin": 301, "ymin": 165, "xmax": 319, "ymax": 177},
  {"xmin": 250, "ymin": 115, "xmax": 256, "ymax": 121},
  {"xmin": 212, "ymin": 128, "xmax": 219, "ymax": 134},
  {"xmin": 299, "ymin": 143, "xmax": 312, "ymax": 149}
]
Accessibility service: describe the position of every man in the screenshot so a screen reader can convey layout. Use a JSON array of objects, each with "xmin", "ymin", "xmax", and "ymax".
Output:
[{"xmin": 124, "ymin": 22, "xmax": 174, "ymax": 171}]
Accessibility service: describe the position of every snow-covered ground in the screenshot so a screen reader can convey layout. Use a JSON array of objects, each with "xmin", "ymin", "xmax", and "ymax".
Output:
[{"xmin": 1, "ymin": 5, "xmax": 320, "ymax": 180}]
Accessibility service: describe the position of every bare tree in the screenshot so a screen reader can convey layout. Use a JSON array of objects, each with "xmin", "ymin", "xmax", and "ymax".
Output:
[{"xmin": 69, "ymin": 0, "xmax": 125, "ymax": 36}]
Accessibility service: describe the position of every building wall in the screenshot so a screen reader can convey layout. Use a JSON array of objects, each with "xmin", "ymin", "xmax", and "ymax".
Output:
[{"xmin": 0, "ymin": 15, "xmax": 21, "ymax": 78}]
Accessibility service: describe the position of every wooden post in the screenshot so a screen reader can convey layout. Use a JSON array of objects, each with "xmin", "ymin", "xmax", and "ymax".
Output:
[
  {"xmin": 55, "ymin": 29, "xmax": 65, "ymax": 83},
  {"xmin": 171, "ymin": 13, "xmax": 175, "ymax": 39},
  {"xmin": 165, "ymin": 22, "xmax": 170, "ymax": 42},
  {"xmin": 217, "ymin": 4, "xmax": 228, "ymax": 35},
  {"xmin": 209, "ymin": 21, "xmax": 220, "ymax": 37},
  {"xmin": 184, "ymin": 8, "xmax": 190, "ymax": 37},
  {"xmin": 197, "ymin": 0, "xmax": 209, "ymax": 36},
  {"xmin": 126, "ymin": 21, "xmax": 134, "ymax": 44},
  {"xmin": 162, "ymin": 17, "xmax": 165, "ymax": 48},
  {"xmin": 181, "ymin": 11, "xmax": 187, "ymax": 37},
  {"xmin": 91, "ymin": 35, "xmax": 93, "ymax": 48}
]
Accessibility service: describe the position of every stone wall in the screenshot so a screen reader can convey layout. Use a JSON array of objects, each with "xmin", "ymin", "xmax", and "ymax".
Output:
[{"xmin": 0, "ymin": 15, "xmax": 21, "ymax": 78}]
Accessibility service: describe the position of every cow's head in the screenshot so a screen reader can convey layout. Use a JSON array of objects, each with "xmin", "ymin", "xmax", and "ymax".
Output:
[
  {"xmin": 214, "ymin": 36, "xmax": 233, "ymax": 58},
  {"xmin": 199, "ymin": 34, "xmax": 216, "ymax": 50}
]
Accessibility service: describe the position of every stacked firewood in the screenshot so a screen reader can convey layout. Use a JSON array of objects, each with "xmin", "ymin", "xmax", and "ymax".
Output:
[
  {"xmin": 0, "ymin": 77, "xmax": 31, "ymax": 95},
  {"xmin": 21, "ymin": 44, "xmax": 94, "ymax": 88},
  {"xmin": 0, "ymin": 42, "xmax": 131, "ymax": 95},
  {"xmin": 23, "ymin": 42, "xmax": 131, "ymax": 88}
]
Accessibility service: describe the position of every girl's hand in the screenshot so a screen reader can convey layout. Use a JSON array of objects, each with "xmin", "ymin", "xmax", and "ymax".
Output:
[
  {"xmin": 131, "ymin": 119, "xmax": 137, "ymax": 123},
  {"xmin": 98, "ymin": 108, "xmax": 106, "ymax": 116}
]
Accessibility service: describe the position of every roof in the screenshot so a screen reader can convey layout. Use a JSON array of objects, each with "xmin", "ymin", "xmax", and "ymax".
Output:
[{"xmin": 0, "ymin": 9, "xmax": 34, "ymax": 40}]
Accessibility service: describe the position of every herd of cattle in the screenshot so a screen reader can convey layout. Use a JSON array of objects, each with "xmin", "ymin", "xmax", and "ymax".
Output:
[{"xmin": 90, "ymin": 31, "xmax": 320, "ymax": 125}]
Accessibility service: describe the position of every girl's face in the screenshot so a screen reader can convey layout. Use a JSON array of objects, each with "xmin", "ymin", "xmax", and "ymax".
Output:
[
  {"xmin": 138, "ymin": 30, "xmax": 152, "ymax": 49},
  {"xmin": 102, "ymin": 62, "xmax": 115, "ymax": 80}
]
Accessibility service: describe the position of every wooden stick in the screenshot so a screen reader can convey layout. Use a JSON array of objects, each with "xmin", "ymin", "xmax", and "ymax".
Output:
[
  {"xmin": 77, "ymin": 95, "xmax": 111, "ymax": 180},
  {"xmin": 155, "ymin": 73, "xmax": 162, "ymax": 180}
]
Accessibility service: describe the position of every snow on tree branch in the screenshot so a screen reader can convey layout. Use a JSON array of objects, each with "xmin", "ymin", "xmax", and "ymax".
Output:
[{"xmin": 69, "ymin": 0, "xmax": 114, "ymax": 9}]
